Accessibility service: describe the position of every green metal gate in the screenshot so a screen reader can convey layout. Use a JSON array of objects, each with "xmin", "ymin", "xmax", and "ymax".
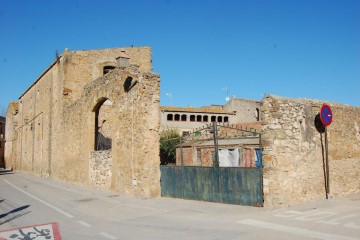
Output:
[{"xmin": 160, "ymin": 166, "xmax": 263, "ymax": 206}]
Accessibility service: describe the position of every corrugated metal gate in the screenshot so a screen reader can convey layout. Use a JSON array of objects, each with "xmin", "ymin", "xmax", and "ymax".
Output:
[
  {"xmin": 160, "ymin": 166, "xmax": 263, "ymax": 206},
  {"xmin": 160, "ymin": 122, "xmax": 263, "ymax": 206}
]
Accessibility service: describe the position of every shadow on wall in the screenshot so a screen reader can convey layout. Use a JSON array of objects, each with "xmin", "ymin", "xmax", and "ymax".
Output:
[{"xmin": 314, "ymin": 113, "xmax": 328, "ymax": 199}]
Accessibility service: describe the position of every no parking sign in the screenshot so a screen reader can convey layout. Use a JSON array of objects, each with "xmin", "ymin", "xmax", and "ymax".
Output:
[{"xmin": 320, "ymin": 104, "xmax": 333, "ymax": 127}]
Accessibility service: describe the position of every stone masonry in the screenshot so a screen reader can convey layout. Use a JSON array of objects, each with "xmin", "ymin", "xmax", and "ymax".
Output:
[
  {"xmin": 5, "ymin": 47, "xmax": 161, "ymax": 198},
  {"xmin": 89, "ymin": 150, "xmax": 112, "ymax": 189},
  {"xmin": 261, "ymin": 95, "xmax": 360, "ymax": 207}
]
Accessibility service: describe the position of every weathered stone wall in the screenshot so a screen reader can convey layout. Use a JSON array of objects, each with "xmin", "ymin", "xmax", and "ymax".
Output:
[
  {"xmin": 62, "ymin": 47, "xmax": 152, "ymax": 103},
  {"xmin": 54, "ymin": 65, "xmax": 160, "ymax": 197},
  {"xmin": 89, "ymin": 150, "xmax": 112, "ymax": 189},
  {"xmin": 11, "ymin": 62, "xmax": 56, "ymax": 177},
  {"xmin": 5, "ymin": 46, "xmax": 161, "ymax": 199},
  {"xmin": 261, "ymin": 95, "xmax": 360, "ymax": 208},
  {"xmin": 4, "ymin": 103, "xmax": 18, "ymax": 169}
]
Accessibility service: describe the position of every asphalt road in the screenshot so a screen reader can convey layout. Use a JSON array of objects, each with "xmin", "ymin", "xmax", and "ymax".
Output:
[{"xmin": 1, "ymin": 170, "xmax": 359, "ymax": 240}]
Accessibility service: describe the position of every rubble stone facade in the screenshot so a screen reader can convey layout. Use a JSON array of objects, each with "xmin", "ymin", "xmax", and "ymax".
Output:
[
  {"xmin": 261, "ymin": 95, "xmax": 360, "ymax": 207},
  {"xmin": 89, "ymin": 150, "xmax": 112, "ymax": 189},
  {"xmin": 5, "ymin": 47, "xmax": 161, "ymax": 198}
]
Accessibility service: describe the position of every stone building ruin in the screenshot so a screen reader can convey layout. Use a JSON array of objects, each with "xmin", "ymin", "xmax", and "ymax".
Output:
[
  {"xmin": 5, "ymin": 46, "xmax": 161, "ymax": 198},
  {"xmin": 4, "ymin": 45, "xmax": 359, "ymax": 208},
  {"xmin": 261, "ymin": 95, "xmax": 360, "ymax": 207}
]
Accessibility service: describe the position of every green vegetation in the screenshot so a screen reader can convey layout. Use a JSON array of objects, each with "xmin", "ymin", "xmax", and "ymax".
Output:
[{"xmin": 160, "ymin": 129, "xmax": 180, "ymax": 165}]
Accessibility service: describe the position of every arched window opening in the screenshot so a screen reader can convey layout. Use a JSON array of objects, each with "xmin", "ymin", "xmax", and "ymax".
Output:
[
  {"xmin": 181, "ymin": 114, "xmax": 187, "ymax": 121},
  {"xmin": 196, "ymin": 115, "xmax": 202, "ymax": 122},
  {"xmin": 256, "ymin": 108, "xmax": 260, "ymax": 121},
  {"xmin": 224, "ymin": 116, "xmax": 229, "ymax": 122},
  {"xmin": 94, "ymin": 98, "xmax": 112, "ymax": 151},
  {"xmin": 203, "ymin": 115, "xmax": 209, "ymax": 122},
  {"xmin": 190, "ymin": 115, "xmax": 196, "ymax": 122},
  {"xmin": 174, "ymin": 114, "xmax": 180, "ymax": 121},
  {"xmin": 103, "ymin": 66, "xmax": 116, "ymax": 75},
  {"xmin": 167, "ymin": 114, "xmax": 173, "ymax": 121},
  {"xmin": 211, "ymin": 116, "xmax": 216, "ymax": 122},
  {"xmin": 217, "ymin": 116, "xmax": 223, "ymax": 122}
]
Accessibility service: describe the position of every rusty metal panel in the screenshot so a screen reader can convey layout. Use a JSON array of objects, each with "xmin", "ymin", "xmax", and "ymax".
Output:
[{"xmin": 160, "ymin": 166, "xmax": 263, "ymax": 206}]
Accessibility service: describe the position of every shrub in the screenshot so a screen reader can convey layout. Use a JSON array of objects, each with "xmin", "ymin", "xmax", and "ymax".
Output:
[{"xmin": 160, "ymin": 129, "xmax": 180, "ymax": 165}]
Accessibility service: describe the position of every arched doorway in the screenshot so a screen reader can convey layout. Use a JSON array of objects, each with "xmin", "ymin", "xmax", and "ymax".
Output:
[
  {"xmin": 89, "ymin": 97, "xmax": 114, "ymax": 190},
  {"xmin": 94, "ymin": 98, "xmax": 113, "ymax": 151}
]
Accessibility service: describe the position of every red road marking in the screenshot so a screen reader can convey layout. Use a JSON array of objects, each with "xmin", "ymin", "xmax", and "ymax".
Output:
[{"xmin": 0, "ymin": 222, "xmax": 61, "ymax": 240}]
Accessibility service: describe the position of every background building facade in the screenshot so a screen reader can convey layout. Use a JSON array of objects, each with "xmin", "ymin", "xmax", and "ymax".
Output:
[{"xmin": 160, "ymin": 97, "xmax": 261, "ymax": 136}]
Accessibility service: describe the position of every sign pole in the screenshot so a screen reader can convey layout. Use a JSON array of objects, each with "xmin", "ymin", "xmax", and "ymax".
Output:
[
  {"xmin": 325, "ymin": 126, "xmax": 330, "ymax": 198},
  {"xmin": 320, "ymin": 103, "xmax": 333, "ymax": 199}
]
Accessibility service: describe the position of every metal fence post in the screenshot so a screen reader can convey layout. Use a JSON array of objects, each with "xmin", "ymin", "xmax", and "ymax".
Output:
[
  {"xmin": 212, "ymin": 122, "xmax": 219, "ymax": 167},
  {"xmin": 180, "ymin": 136, "xmax": 184, "ymax": 166}
]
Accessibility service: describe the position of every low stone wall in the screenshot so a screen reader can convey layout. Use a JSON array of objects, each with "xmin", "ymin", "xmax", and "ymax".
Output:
[
  {"xmin": 261, "ymin": 95, "xmax": 360, "ymax": 208},
  {"xmin": 89, "ymin": 150, "xmax": 112, "ymax": 189}
]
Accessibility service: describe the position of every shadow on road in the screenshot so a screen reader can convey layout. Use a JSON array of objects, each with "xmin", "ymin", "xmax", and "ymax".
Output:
[
  {"xmin": 0, "ymin": 204, "xmax": 30, "ymax": 219},
  {"xmin": 0, "ymin": 169, "xmax": 13, "ymax": 175}
]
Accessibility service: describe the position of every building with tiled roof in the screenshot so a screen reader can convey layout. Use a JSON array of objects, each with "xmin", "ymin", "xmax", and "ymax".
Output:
[{"xmin": 160, "ymin": 97, "xmax": 260, "ymax": 136}]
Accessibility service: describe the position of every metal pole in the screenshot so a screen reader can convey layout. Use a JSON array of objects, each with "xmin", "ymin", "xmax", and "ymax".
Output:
[
  {"xmin": 213, "ymin": 122, "xmax": 219, "ymax": 167},
  {"xmin": 180, "ymin": 137, "xmax": 184, "ymax": 166},
  {"xmin": 325, "ymin": 126, "xmax": 330, "ymax": 196}
]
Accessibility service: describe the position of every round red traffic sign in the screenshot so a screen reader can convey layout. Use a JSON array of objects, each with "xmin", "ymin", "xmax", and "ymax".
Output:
[{"xmin": 320, "ymin": 104, "xmax": 333, "ymax": 127}]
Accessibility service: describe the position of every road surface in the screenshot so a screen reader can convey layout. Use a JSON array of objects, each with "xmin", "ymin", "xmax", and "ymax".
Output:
[{"xmin": 1, "ymin": 170, "xmax": 359, "ymax": 239}]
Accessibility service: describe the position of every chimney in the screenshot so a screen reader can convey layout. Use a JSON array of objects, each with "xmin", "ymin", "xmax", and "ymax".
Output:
[{"xmin": 116, "ymin": 50, "xmax": 130, "ymax": 68}]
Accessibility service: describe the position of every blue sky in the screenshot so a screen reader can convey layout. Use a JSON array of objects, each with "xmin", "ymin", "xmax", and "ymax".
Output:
[{"xmin": 0, "ymin": 0, "xmax": 359, "ymax": 113}]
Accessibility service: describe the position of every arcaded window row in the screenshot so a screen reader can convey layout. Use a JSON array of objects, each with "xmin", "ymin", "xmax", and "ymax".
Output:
[{"xmin": 167, "ymin": 114, "xmax": 229, "ymax": 123}]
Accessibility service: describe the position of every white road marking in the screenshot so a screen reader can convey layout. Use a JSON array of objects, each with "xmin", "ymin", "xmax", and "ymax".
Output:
[
  {"xmin": 275, "ymin": 210, "xmax": 359, "ymax": 227},
  {"xmin": 295, "ymin": 211, "xmax": 336, "ymax": 221},
  {"xmin": 238, "ymin": 219, "xmax": 358, "ymax": 240},
  {"xmin": 318, "ymin": 214, "xmax": 358, "ymax": 225},
  {"xmin": 4, "ymin": 179, "xmax": 74, "ymax": 219},
  {"xmin": 344, "ymin": 222, "xmax": 360, "ymax": 229},
  {"xmin": 78, "ymin": 220, "xmax": 92, "ymax": 228},
  {"xmin": 274, "ymin": 210, "xmax": 304, "ymax": 218},
  {"xmin": 99, "ymin": 232, "xmax": 118, "ymax": 240}
]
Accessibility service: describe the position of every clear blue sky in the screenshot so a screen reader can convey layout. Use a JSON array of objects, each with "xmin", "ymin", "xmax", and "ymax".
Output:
[{"xmin": 0, "ymin": 0, "xmax": 359, "ymax": 112}]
